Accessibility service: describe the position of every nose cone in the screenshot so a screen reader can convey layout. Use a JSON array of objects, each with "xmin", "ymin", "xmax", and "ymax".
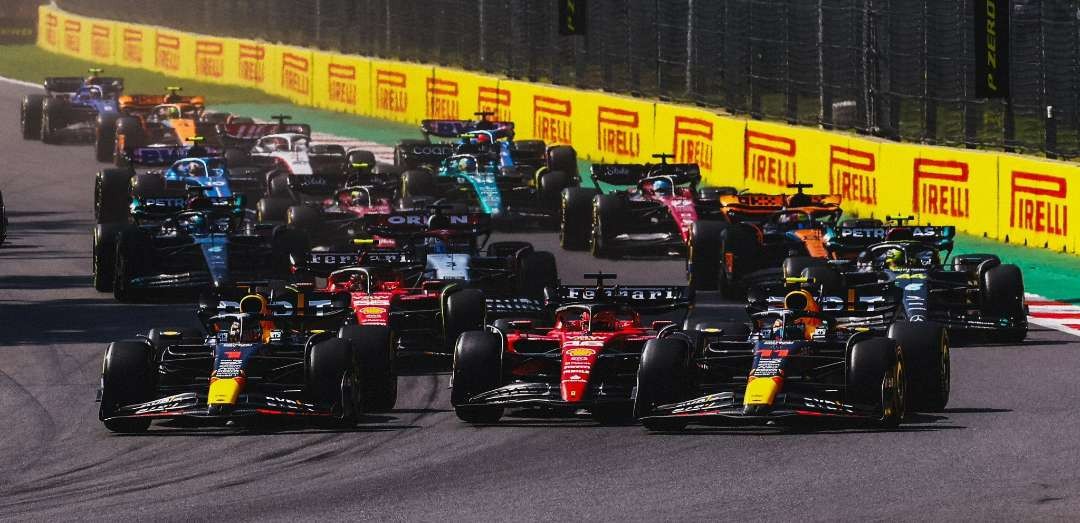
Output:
[
  {"xmin": 743, "ymin": 376, "xmax": 783, "ymax": 409},
  {"xmin": 561, "ymin": 346, "xmax": 599, "ymax": 403},
  {"xmin": 208, "ymin": 377, "xmax": 245, "ymax": 407}
]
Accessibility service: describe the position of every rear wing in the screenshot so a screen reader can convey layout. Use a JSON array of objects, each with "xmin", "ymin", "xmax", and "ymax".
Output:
[
  {"xmin": 590, "ymin": 163, "xmax": 701, "ymax": 187},
  {"xmin": 826, "ymin": 224, "xmax": 956, "ymax": 252},
  {"xmin": 221, "ymin": 122, "xmax": 311, "ymax": 140},
  {"xmin": 118, "ymin": 94, "xmax": 205, "ymax": 109},
  {"xmin": 301, "ymin": 249, "xmax": 419, "ymax": 276},
  {"xmin": 396, "ymin": 141, "xmax": 456, "ymax": 166},
  {"xmin": 126, "ymin": 145, "xmax": 221, "ymax": 167},
  {"xmin": 363, "ymin": 210, "xmax": 492, "ymax": 238},
  {"xmin": 133, "ymin": 195, "xmax": 243, "ymax": 216},
  {"xmin": 420, "ymin": 119, "xmax": 515, "ymax": 139},
  {"xmin": 717, "ymin": 193, "xmax": 841, "ymax": 209},
  {"xmin": 44, "ymin": 76, "xmax": 124, "ymax": 95},
  {"xmin": 553, "ymin": 285, "xmax": 692, "ymax": 312}
]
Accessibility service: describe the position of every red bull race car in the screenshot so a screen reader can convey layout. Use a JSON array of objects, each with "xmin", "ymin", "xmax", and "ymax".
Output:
[
  {"xmin": 97, "ymin": 288, "xmax": 395, "ymax": 432},
  {"xmin": 634, "ymin": 284, "xmax": 946, "ymax": 431},
  {"xmin": 450, "ymin": 272, "xmax": 692, "ymax": 424}
]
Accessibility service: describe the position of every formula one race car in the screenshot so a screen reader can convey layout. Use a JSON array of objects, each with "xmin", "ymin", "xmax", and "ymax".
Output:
[
  {"xmin": 687, "ymin": 184, "xmax": 843, "ymax": 295},
  {"xmin": 290, "ymin": 209, "xmax": 559, "ymax": 359},
  {"xmin": 768, "ymin": 219, "xmax": 1028, "ymax": 344},
  {"xmin": 94, "ymin": 154, "xmax": 256, "ymax": 225},
  {"xmin": 21, "ymin": 69, "xmax": 123, "ymax": 144},
  {"xmin": 104, "ymin": 87, "xmax": 221, "ymax": 166},
  {"xmin": 559, "ymin": 153, "xmax": 713, "ymax": 258},
  {"xmin": 98, "ymin": 289, "xmax": 395, "ymax": 432},
  {"xmin": 450, "ymin": 273, "xmax": 692, "ymax": 424},
  {"xmin": 394, "ymin": 113, "xmax": 580, "ymax": 227},
  {"xmin": 93, "ymin": 192, "xmax": 296, "ymax": 302},
  {"xmin": 634, "ymin": 285, "xmax": 947, "ymax": 431}
]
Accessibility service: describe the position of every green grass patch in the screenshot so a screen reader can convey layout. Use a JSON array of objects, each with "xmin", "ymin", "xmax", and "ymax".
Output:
[{"xmin": 0, "ymin": 44, "xmax": 285, "ymax": 105}]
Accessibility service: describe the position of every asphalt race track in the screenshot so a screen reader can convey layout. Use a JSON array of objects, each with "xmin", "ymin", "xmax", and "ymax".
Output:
[{"xmin": 1, "ymin": 80, "xmax": 1079, "ymax": 521}]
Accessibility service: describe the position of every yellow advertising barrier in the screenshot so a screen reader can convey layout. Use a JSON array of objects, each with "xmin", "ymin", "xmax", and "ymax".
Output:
[
  {"xmin": 311, "ymin": 51, "xmax": 370, "ymax": 116},
  {"xmin": 997, "ymin": 154, "xmax": 1078, "ymax": 252},
  {"xmin": 654, "ymin": 102, "xmax": 744, "ymax": 185},
  {"xmin": 369, "ymin": 59, "xmax": 434, "ymax": 124},
  {"xmin": 33, "ymin": 4, "xmax": 1080, "ymax": 253}
]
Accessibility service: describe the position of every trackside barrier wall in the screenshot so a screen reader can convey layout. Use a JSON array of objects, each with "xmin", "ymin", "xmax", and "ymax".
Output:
[{"xmin": 36, "ymin": 4, "xmax": 1079, "ymax": 254}]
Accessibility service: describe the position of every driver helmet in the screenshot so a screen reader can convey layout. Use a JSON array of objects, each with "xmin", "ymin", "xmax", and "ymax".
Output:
[
  {"xmin": 457, "ymin": 157, "xmax": 477, "ymax": 172},
  {"xmin": 883, "ymin": 248, "xmax": 905, "ymax": 270},
  {"xmin": 575, "ymin": 310, "xmax": 591, "ymax": 331},
  {"xmin": 187, "ymin": 161, "xmax": 206, "ymax": 178},
  {"xmin": 771, "ymin": 318, "xmax": 804, "ymax": 341},
  {"xmin": 349, "ymin": 190, "xmax": 369, "ymax": 207},
  {"xmin": 475, "ymin": 133, "xmax": 491, "ymax": 144},
  {"xmin": 89, "ymin": 86, "xmax": 102, "ymax": 99},
  {"xmin": 225, "ymin": 316, "xmax": 262, "ymax": 343},
  {"xmin": 652, "ymin": 179, "xmax": 673, "ymax": 196},
  {"xmin": 914, "ymin": 249, "xmax": 939, "ymax": 268},
  {"xmin": 592, "ymin": 310, "xmax": 616, "ymax": 331},
  {"xmin": 347, "ymin": 272, "xmax": 367, "ymax": 291}
]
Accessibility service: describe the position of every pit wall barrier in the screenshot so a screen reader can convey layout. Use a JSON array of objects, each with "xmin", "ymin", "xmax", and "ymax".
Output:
[{"xmin": 37, "ymin": 4, "xmax": 1077, "ymax": 254}]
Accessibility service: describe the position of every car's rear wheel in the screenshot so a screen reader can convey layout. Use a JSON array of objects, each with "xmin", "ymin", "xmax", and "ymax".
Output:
[
  {"xmin": 591, "ymin": 194, "xmax": 626, "ymax": 258},
  {"xmin": 546, "ymin": 145, "xmax": 579, "ymax": 178},
  {"xmin": 635, "ymin": 338, "xmax": 691, "ymax": 431},
  {"xmin": 401, "ymin": 169, "xmax": 436, "ymax": 198},
  {"xmin": 286, "ymin": 205, "xmax": 321, "ymax": 233},
  {"xmin": 538, "ymin": 169, "xmax": 571, "ymax": 214},
  {"xmin": 21, "ymin": 94, "xmax": 44, "ymax": 140},
  {"xmin": 40, "ymin": 98, "xmax": 60, "ymax": 144},
  {"xmin": 719, "ymin": 225, "xmax": 757, "ymax": 299},
  {"xmin": 516, "ymin": 250, "xmax": 558, "ymax": 300},
  {"xmin": 99, "ymin": 341, "xmax": 154, "ymax": 433},
  {"xmin": 688, "ymin": 221, "xmax": 727, "ymax": 291},
  {"xmin": 982, "ymin": 264, "xmax": 1027, "ymax": 343},
  {"xmin": 93, "ymin": 223, "xmax": 125, "ymax": 292},
  {"xmin": 95, "ymin": 169, "xmax": 131, "ymax": 223},
  {"xmin": 889, "ymin": 321, "xmax": 949, "ymax": 412},
  {"xmin": 113, "ymin": 226, "xmax": 153, "ymax": 303},
  {"xmin": 443, "ymin": 288, "xmax": 486, "ymax": 354},
  {"xmin": 95, "ymin": 113, "xmax": 119, "ymax": 163},
  {"xmin": 560, "ymin": 187, "xmax": 599, "ymax": 250},
  {"xmin": 256, "ymin": 197, "xmax": 292, "ymax": 223},
  {"xmin": 267, "ymin": 173, "xmax": 293, "ymax": 200},
  {"xmin": 340, "ymin": 325, "xmax": 397, "ymax": 413},
  {"xmin": 451, "ymin": 331, "xmax": 504, "ymax": 423}
]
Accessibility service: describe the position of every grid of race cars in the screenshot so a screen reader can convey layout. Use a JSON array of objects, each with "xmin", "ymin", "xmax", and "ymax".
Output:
[{"xmin": 21, "ymin": 71, "xmax": 1029, "ymax": 433}]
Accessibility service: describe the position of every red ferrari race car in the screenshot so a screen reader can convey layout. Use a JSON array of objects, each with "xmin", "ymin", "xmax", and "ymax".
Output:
[
  {"xmin": 450, "ymin": 272, "xmax": 692, "ymax": 424},
  {"xmin": 559, "ymin": 153, "xmax": 718, "ymax": 258},
  {"xmin": 687, "ymin": 183, "xmax": 844, "ymax": 296}
]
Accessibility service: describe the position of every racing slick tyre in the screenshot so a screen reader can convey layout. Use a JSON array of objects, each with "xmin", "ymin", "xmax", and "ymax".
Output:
[
  {"xmin": 113, "ymin": 226, "xmax": 154, "ymax": 303},
  {"xmin": 688, "ymin": 220, "xmax": 728, "ymax": 291},
  {"xmin": 718, "ymin": 225, "xmax": 758, "ymax": 299},
  {"xmin": 538, "ymin": 169, "xmax": 571, "ymax": 215},
  {"xmin": 451, "ymin": 331, "xmax": 505, "ymax": 423},
  {"xmin": 95, "ymin": 168, "xmax": 131, "ymax": 223},
  {"xmin": 782, "ymin": 256, "xmax": 828, "ymax": 279},
  {"xmin": 256, "ymin": 197, "xmax": 292, "ymax": 223},
  {"xmin": 591, "ymin": 194, "xmax": 627, "ymax": 258},
  {"xmin": 559, "ymin": 187, "xmax": 599, "ymax": 250},
  {"xmin": 271, "ymin": 228, "xmax": 310, "ymax": 276},
  {"xmin": 113, "ymin": 116, "xmax": 143, "ymax": 167},
  {"xmin": 20, "ymin": 94, "xmax": 44, "ymax": 140},
  {"xmin": 801, "ymin": 266, "xmax": 843, "ymax": 297},
  {"xmin": 93, "ymin": 223, "xmax": 124, "ymax": 292},
  {"xmin": 952, "ymin": 253, "xmax": 1000, "ymax": 278},
  {"xmin": 147, "ymin": 328, "xmax": 185, "ymax": 354},
  {"xmin": 516, "ymin": 250, "xmax": 558, "ymax": 300},
  {"xmin": 40, "ymin": 98, "xmax": 61, "ymax": 144},
  {"xmin": 131, "ymin": 173, "xmax": 165, "ymax": 199},
  {"xmin": 888, "ymin": 321, "xmax": 949, "ymax": 412},
  {"xmin": 443, "ymin": 288, "xmax": 487, "ymax": 354},
  {"xmin": 394, "ymin": 139, "xmax": 428, "ymax": 169},
  {"xmin": 286, "ymin": 205, "xmax": 321, "ymax": 233},
  {"xmin": 401, "ymin": 169, "xmax": 436, "ymax": 198},
  {"xmin": 307, "ymin": 338, "xmax": 359, "ymax": 425},
  {"xmin": 634, "ymin": 338, "xmax": 691, "ymax": 431},
  {"xmin": 339, "ymin": 325, "xmax": 398, "ymax": 413},
  {"xmin": 99, "ymin": 341, "xmax": 154, "ymax": 433},
  {"xmin": 346, "ymin": 149, "xmax": 377, "ymax": 169},
  {"xmin": 683, "ymin": 320, "xmax": 751, "ymax": 338},
  {"xmin": 546, "ymin": 145, "xmax": 579, "ymax": 178},
  {"xmin": 982, "ymin": 264, "xmax": 1027, "ymax": 343},
  {"xmin": 848, "ymin": 337, "xmax": 905, "ymax": 428},
  {"xmin": 95, "ymin": 112, "xmax": 119, "ymax": 163},
  {"xmin": 267, "ymin": 173, "xmax": 294, "ymax": 200}
]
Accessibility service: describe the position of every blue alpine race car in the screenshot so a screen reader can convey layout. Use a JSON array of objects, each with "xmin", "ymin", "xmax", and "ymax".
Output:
[{"xmin": 21, "ymin": 68, "xmax": 123, "ymax": 144}]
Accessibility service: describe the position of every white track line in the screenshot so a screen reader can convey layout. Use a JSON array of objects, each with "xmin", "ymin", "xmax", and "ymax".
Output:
[
  {"xmin": 1026, "ymin": 293, "xmax": 1080, "ymax": 337},
  {"xmin": 0, "ymin": 74, "xmax": 42, "ymax": 89}
]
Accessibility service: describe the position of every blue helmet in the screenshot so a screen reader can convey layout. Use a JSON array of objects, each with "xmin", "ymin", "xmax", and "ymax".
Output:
[{"xmin": 652, "ymin": 179, "xmax": 672, "ymax": 195}]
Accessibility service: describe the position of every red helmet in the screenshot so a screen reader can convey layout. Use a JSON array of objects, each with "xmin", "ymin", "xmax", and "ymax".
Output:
[{"xmin": 475, "ymin": 133, "xmax": 491, "ymax": 143}]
